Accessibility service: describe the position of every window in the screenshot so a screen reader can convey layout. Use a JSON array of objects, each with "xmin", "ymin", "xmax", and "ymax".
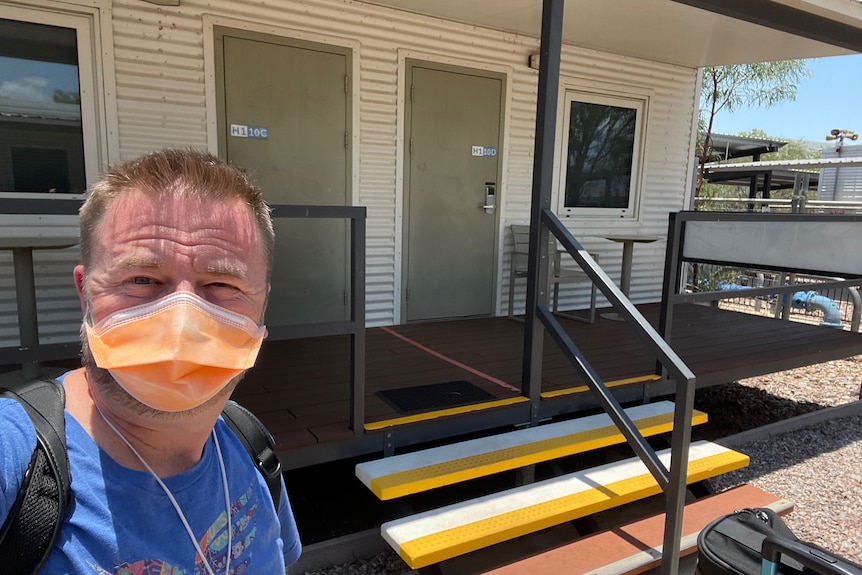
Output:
[
  {"xmin": 0, "ymin": 9, "xmax": 100, "ymax": 195},
  {"xmin": 558, "ymin": 91, "xmax": 645, "ymax": 218}
]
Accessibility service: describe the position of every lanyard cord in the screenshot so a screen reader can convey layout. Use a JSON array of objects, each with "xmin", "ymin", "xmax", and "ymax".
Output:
[{"xmin": 96, "ymin": 406, "xmax": 232, "ymax": 575}]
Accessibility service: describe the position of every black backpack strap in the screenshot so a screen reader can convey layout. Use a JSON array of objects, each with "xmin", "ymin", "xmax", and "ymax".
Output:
[
  {"xmin": 0, "ymin": 379, "xmax": 71, "ymax": 574},
  {"xmin": 221, "ymin": 401, "xmax": 282, "ymax": 510}
]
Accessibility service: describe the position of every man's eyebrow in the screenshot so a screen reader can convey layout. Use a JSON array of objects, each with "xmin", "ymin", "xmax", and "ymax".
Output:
[
  {"xmin": 115, "ymin": 256, "xmax": 162, "ymax": 270},
  {"xmin": 205, "ymin": 264, "xmax": 248, "ymax": 280}
]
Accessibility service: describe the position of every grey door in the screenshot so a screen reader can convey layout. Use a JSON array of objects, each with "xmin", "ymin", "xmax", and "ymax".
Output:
[
  {"xmin": 216, "ymin": 30, "xmax": 350, "ymax": 325},
  {"xmin": 404, "ymin": 63, "xmax": 502, "ymax": 321}
]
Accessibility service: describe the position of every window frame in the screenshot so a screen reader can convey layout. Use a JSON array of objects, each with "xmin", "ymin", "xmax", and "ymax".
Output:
[
  {"xmin": 0, "ymin": 3, "xmax": 106, "ymax": 199},
  {"xmin": 555, "ymin": 90, "xmax": 647, "ymax": 220}
]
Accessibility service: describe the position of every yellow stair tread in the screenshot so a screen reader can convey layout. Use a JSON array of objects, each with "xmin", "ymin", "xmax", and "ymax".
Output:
[
  {"xmin": 540, "ymin": 373, "xmax": 662, "ymax": 399},
  {"xmin": 381, "ymin": 440, "xmax": 749, "ymax": 569},
  {"xmin": 364, "ymin": 397, "xmax": 529, "ymax": 431},
  {"xmin": 356, "ymin": 401, "xmax": 707, "ymax": 500}
]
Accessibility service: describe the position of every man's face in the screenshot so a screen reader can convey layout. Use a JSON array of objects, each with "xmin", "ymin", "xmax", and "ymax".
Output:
[{"xmin": 75, "ymin": 189, "xmax": 270, "ymax": 414}]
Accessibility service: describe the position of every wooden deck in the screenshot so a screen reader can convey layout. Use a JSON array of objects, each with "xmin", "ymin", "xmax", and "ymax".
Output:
[
  {"xmin": 225, "ymin": 302, "xmax": 862, "ymax": 466},
  {"xmin": 7, "ymin": 302, "xmax": 862, "ymax": 469}
]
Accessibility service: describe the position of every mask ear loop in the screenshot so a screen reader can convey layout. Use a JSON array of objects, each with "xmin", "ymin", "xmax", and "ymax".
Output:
[
  {"xmin": 84, "ymin": 302, "xmax": 95, "ymax": 327},
  {"xmin": 258, "ymin": 293, "xmax": 269, "ymax": 327}
]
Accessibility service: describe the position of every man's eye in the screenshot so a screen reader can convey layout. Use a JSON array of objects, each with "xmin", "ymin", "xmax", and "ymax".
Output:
[{"xmin": 133, "ymin": 277, "xmax": 152, "ymax": 285}]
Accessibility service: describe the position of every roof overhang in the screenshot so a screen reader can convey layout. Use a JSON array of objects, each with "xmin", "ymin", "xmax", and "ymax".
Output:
[
  {"xmin": 357, "ymin": 0, "xmax": 862, "ymax": 67},
  {"xmin": 703, "ymin": 167, "xmax": 820, "ymax": 191},
  {"xmin": 704, "ymin": 157, "xmax": 862, "ymax": 190},
  {"xmin": 708, "ymin": 134, "xmax": 788, "ymax": 161}
]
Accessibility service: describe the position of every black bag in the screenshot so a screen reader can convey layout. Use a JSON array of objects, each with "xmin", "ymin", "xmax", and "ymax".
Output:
[
  {"xmin": 0, "ymin": 378, "xmax": 284, "ymax": 575},
  {"xmin": 697, "ymin": 507, "xmax": 862, "ymax": 575}
]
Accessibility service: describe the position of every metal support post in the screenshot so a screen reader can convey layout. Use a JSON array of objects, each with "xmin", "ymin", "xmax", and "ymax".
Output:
[
  {"xmin": 13, "ymin": 247, "xmax": 41, "ymax": 381},
  {"xmin": 521, "ymin": 0, "xmax": 565, "ymax": 422}
]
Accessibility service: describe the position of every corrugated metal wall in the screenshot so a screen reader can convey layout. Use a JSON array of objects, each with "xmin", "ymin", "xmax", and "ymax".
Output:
[
  {"xmin": 819, "ymin": 145, "xmax": 862, "ymax": 201},
  {"xmin": 0, "ymin": 214, "xmax": 81, "ymax": 346},
  {"xmin": 2, "ymin": 0, "xmax": 698, "ymax": 348}
]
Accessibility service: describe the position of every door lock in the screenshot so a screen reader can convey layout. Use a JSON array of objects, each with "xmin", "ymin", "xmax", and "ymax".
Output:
[{"xmin": 483, "ymin": 182, "xmax": 496, "ymax": 215}]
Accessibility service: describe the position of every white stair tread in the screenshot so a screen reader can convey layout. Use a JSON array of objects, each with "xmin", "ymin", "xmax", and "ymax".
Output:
[
  {"xmin": 381, "ymin": 440, "xmax": 748, "ymax": 569},
  {"xmin": 357, "ymin": 401, "xmax": 707, "ymax": 500}
]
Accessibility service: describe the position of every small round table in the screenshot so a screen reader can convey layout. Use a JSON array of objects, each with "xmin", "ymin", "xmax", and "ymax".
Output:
[{"xmin": 599, "ymin": 234, "xmax": 659, "ymax": 321}]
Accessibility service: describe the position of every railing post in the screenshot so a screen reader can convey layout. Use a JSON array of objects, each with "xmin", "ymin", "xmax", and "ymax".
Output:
[
  {"xmin": 12, "ymin": 247, "xmax": 41, "ymax": 381},
  {"xmin": 350, "ymin": 213, "xmax": 367, "ymax": 436},
  {"xmin": 659, "ymin": 212, "xmax": 682, "ymax": 345},
  {"xmin": 522, "ymin": 0, "xmax": 565, "ymax": 422},
  {"xmin": 661, "ymin": 376, "xmax": 696, "ymax": 575}
]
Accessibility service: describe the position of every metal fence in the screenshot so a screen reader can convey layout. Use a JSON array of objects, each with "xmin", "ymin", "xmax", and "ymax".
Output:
[
  {"xmin": 685, "ymin": 264, "xmax": 862, "ymax": 332},
  {"xmin": 688, "ymin": 197, "xmax": 862, "ymax": 332},
  {"xmin": 695, "ymin": 197, "xmax": 862, "ymax": 214}
]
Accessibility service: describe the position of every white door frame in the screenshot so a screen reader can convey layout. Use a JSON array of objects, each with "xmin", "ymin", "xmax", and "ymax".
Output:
[{"xmin": 395, "ymin": 49, "xmax": 513, "ymax": 323}]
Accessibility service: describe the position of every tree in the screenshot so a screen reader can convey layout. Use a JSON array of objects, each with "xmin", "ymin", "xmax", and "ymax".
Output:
[
  {"xmin": 697, "ymin": 61, "xmax": 813, "ymax": 196},
  {"xmin": 52, "ymin": 89, "xmax": 80, "ymax": 105}
]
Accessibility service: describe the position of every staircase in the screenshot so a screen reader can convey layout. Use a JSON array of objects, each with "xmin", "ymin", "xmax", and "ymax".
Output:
[
  {"xmin": 355, "ymin": 401, "xmax": 752, "ymax": 571},
  {"xmin": 354, "ymin": 212, "xmax": 764, "ymax": 573}
]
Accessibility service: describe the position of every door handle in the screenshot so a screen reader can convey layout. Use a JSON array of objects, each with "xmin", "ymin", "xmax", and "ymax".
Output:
[{"xmin": 483, "ymin": 182, "xmax": 496, "ymax": 214}]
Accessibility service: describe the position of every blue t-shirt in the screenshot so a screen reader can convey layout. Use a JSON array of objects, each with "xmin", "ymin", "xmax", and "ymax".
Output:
[{"xmin": 0, "ymin": 392, "xmax": 302, "ymax": 574}]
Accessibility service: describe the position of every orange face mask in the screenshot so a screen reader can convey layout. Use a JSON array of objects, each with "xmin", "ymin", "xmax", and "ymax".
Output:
[{"xmin": 84, "ymin": 292, "xmax": 266, "ymax": 412}]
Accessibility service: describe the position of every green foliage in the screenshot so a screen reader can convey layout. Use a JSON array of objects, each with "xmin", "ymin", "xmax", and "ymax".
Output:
[
  {"xmin": 738, "ymin": 129, "xmax": 821, "ymax": 162},
  {"xmin": 689, "ymin": 263, "xmax": 741, "ymax": 292},
  {"xmin": 700, "ymin": 62, "xmax": 813, "ymax": 120},
  {"xmin": 696, "ymin": 60, "xmax": 813, "ymax": 196},
  {"xmin": 52, "ymin": 89, "xmax": 80, "ymax": 105}
]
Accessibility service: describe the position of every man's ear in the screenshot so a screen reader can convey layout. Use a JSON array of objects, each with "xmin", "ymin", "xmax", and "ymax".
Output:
[{"xmin": 73, "ymin": 265, "xmax": 87, "ymax": 314}]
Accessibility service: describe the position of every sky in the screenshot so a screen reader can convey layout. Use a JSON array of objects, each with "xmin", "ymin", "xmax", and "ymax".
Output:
[
  {"xmin": 0, "ymin": 56, "xmax": 78, "ymax": 102},
  {"xmin": 711, "ymin": 53, "xmax": 862, "ymax": 146}
]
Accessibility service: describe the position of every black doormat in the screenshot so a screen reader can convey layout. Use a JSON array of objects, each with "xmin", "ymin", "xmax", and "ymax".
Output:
[{"xmin": 376, "ymin": 380, "xmax": 496, "ymax": 414}]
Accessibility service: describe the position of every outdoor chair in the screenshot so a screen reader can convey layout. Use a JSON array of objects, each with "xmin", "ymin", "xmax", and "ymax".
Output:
[{"xmin": 507, "ymin": 224, "xmax": 598, "ymax": 324}]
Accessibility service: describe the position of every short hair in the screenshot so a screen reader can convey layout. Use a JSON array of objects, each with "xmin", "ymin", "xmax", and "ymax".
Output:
[{"xmin": 79, "ymin": 149, "xmax": 274, "ymax": 275}]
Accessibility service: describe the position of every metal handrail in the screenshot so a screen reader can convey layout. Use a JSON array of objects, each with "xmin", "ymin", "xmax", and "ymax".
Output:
[
  {"xmin": 521, "ymin": 3, "xmax": 694, "ymax": 572},
  {"xmin": 268, "ymin": 204, "xmax": 367, "ymax": 436},
  {"xmin": 530, "ymin": 208, "xmax": 697, "ymax": 572},
  {"xmin": 0, "ymin": 199, "xmax": 368, "ymax": 436}
]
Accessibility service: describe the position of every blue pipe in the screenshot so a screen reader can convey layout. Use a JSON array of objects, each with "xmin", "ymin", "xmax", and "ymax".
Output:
[
  {"xmin": 717, "ymin": 281, "xmax": 748, "ymax": 291},
  {"xmin": 718, "ymin": 281, "xmax": 776, "ymax": 300},
  {"xmin": 791, "ymin": 291, "xmax": 844, "ymax": 328}
]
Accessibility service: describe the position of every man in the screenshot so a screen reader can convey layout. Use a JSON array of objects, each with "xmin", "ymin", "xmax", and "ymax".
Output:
[{"xmin": 0, "ymin": 149, "xmax": 301, "ymax": 573}]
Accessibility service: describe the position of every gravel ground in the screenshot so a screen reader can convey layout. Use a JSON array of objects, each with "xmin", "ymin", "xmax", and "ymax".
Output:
[
  {"xmin": 709, "ymin": 355, "xmax": 862, "ymax": 565},
  {"xmin": 301, "ymin": 551, "xmax": 411, "ymax": 575},
  {"xmin": 301, "ymin": 355, "xmax": 862, "ymax": 574}
]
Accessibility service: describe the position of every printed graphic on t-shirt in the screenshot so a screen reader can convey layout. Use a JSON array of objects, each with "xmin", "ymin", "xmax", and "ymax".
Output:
[{"xmin": 91, "ymin": 483, "xmax": 259, "ymax": 574}]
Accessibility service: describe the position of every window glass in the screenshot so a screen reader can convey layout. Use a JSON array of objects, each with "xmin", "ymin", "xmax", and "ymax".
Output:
[
  {"xmin": 0, "ymin": 19, "xmax": 85, "ymax": 193},
  {"xmin": 559, "ymin": 93, "xmax": 644, "ymax": 218}
]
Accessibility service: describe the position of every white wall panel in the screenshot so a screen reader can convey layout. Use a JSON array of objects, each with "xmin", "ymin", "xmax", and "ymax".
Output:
[{"xmin": 820, "ymin": 146, "xmax": 862, "ymax": 202}]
